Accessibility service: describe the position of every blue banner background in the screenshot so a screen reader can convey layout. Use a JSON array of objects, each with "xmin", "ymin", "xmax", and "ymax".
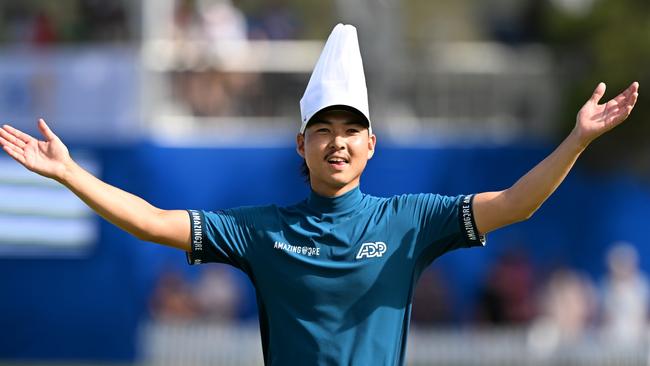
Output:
[{"xmin": 1, "ymin": 143, "xmax": 647, "ymax": 361}]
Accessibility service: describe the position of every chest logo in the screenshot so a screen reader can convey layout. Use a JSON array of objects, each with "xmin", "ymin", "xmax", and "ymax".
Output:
[
  {"xmin": 274, "ymin": 241, "xmax": 321, "ymax": 257},
  {"xmin": 356, "ymin": 242, "xmax": 387, "ymax": 260}
]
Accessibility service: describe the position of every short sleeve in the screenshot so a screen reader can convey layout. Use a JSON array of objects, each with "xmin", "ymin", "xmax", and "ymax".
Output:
[
  {"xmin": 397, "ymin": 193, "xmax": 486, "ymax": 262},
  {"xmin": 185, "ymin": 207, "xmax": 257, "ymax": 270}
]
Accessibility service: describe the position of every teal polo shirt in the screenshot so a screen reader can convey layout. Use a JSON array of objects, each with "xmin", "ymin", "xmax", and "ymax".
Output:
[{"xmin": 186, "ymin": 186, "xmax": 485, "ymax": 365}]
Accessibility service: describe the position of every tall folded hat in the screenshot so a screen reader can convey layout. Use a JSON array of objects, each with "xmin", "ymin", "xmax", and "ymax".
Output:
[{"xmin": 299, "ymin": 23, "xmax": 371, "ymax": 134}]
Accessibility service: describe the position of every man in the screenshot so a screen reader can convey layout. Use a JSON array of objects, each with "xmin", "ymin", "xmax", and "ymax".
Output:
[{"xmin": 0, "ymin": 24, "xmax": 639, "ymax": 365}]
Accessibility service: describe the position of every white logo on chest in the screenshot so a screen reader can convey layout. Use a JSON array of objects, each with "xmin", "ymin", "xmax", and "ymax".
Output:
[
  {"xmin": 356, "ymin": 242, "xmax": 387, "ymax": 260},
  {"xmin": 274, "ymin": 241, "xmax": 321, "ymax": 257}
]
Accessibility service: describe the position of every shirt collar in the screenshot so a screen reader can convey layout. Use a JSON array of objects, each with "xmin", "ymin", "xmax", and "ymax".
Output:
[{"xmin": 306, "ymin": 186, "xmax": 363, "ymax": 213}]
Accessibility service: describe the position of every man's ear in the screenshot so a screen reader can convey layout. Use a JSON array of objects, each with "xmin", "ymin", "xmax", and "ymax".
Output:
[
  {"xmin": 296, "ymin": 133, "xmax": 305, "ymax": 158},
  {"xmin": 367, "ymin": 133, "xmax": 376, "ymax": 159}
]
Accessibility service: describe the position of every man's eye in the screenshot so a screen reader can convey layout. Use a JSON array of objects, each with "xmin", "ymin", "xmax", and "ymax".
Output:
[
  {"xmin": 317, "ymin": 128, "xmax": 329, "ymax": 133},
  {"xmin": 347, "ymin": 129, "xmax": 360, "ymax": 134}
]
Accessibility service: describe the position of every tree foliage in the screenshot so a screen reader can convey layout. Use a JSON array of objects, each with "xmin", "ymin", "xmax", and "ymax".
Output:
[{"xmin": 543, "ymin": 0, "xmax": 650, "ymax": 179}]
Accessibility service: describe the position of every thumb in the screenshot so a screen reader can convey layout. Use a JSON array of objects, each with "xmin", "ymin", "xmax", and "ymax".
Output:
[
  {"xmin": 590, "ymin": 82, "xmax": 606, "ymax": 104},
  {"xmin": 38, "ymin": 118, "xmax": 57, "ymax": 141}
]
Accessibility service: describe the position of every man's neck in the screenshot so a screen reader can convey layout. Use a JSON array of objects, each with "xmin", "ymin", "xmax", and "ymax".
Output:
[{"xmin": 310, "ymin": 180, "xmax": 360, "ymax": 198}]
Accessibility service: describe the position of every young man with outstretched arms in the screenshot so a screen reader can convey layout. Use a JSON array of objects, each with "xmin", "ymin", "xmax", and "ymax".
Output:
[{"xmin": 0, "ymin": 24, "xmax": 639, "ymax": 366}]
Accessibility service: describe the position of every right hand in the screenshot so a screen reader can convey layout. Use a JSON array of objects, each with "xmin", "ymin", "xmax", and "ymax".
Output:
[{"xmin": 0, "ymin": 119, "xmax": 72, "ymax": 181}]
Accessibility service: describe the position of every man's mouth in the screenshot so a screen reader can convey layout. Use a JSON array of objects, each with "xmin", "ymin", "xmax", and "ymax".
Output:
[{"xmin": 326, "ymin": 156, "xmax": 349, "ymax": 168}]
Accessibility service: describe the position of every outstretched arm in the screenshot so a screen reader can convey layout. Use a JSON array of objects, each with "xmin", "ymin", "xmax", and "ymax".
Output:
[
  {"xmin": 473, "ymin": 81, "xmax": 639, "ymax": 235},
  {"xmin": 0, "ymin": 119, "xmax": 190, "ymax": 250}
]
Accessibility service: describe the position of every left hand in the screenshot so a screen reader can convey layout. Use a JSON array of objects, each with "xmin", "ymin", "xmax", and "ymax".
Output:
[{"xmin": 574, "ymin": 81, "xmax": 639, "ymax": 146}]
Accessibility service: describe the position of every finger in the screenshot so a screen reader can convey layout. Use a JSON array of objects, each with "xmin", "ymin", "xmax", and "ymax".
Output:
[
  {"xmin": 2, "ymin": 124, "xmax": 36, "ymax": 144},
  {"xmin": 2, "ymin": 145, "xmax": 26, "ymax": 165},
  {"xmin": 590, "ymin": 82, "xmax": 606, "ymax": 104},
  {"xmin": 608, "ymin": 105, "xmax": 634, "ymax": 125},
  {"xmin": 38, "ymin": 118, "xmax": 57, "ymax": 141},
  {"xmin": 0, "ymin": 134, "xmax": 12, "ymax": 148},
  {"xmin": 2, "ymin": 140, "xmax": 24, "ymax": 154},
  {"xmin": 613, "ymin": 89, "xmax": 630, "ymax": 105},
  {"xmin": 624, "ymin": 82, "xmax": 639, "ymax": 102},
  {"xmin": 0, "ymin": 127, "xmax": 27, "ymax": 148},
  {"xmin": 0, "ymin": 133, "xmax": 25, "ymax": 153},
  {"xmin": 626, "ymin": 92, "xmax": 639, "ymax": 110},
  {"xmin": 618, "ymin": 91, "xmax": 639, "ymax": 111},
  {"xmin": 614, "ymin": 82, "xmax": 639, "ymax": 105},
  {"xmin": 624, "ymin": 104, "xmax": 634, "ymax": 119}
]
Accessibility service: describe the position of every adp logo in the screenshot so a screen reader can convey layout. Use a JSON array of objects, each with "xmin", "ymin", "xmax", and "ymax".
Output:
[{"xmin": 356, "ymin": 242, "xmax": 387, "ymax": 260}]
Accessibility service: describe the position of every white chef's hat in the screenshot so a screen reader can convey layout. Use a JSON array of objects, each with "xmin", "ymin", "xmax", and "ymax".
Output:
[{"xmin": 299, "ymin": 23, "xmax": 371, "ymax": 134}]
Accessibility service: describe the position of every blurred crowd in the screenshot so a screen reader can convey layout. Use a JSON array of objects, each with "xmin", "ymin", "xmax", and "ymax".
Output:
[
  {"xmin": 149, "ymin": 241, "xmax": 650, "ymax": 354},
  {"xmin": 168, "ymin": 0, "xmax": 304, "ymax": 117},
  {"xmin": 426, "ymin": 240, "xmax": 649, "ymax": 352},
  {"xmin": 0, "ymin": 0, "xmax": 303, "ymax": 46},
  {"xmin": 150, "ymin": 264, "xmax": 244, "ymax": 324},
  {"xmin": 172, "ymin": 0, "xmax": 302, "ymax": 42},
  {"xmin": 2, "ymin": 0, "xmax": 647, "ymax": 170},
  {"xmin": 0, "ymin": 0, "xmax": 131, "ymax": 45}
]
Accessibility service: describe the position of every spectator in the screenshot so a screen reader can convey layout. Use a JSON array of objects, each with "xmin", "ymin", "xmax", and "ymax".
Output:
[
  {"xmin": 149, "ymin": 267, "xmax": 199, "ymax": 322},
  {"xmin": 411, "ymin": 268, "xmax": 452, "ymax": 325},
  {"xmin": 172, "ymin": 0, "xmax": 202, "ymax": 42},
  {"xmin": 248, "ymin": 0, "xmax": 302, "ymax": 40},
  {"xmin": 475, "ymin": 248, "xmax": 536, "ymax": 325},
  {"xmin": 528, "ymin": 267, "xmax": 597, "ymax": 357},
  {"xmin": 78, "ymin": 0, "xmax": 129, "ymax": 42},
  {"xmin": 170, "ymin": 0, "xmax": 263, "ymax": 117},
  {"xmin": 601, "ymin": 242, "xmax": 649, "ymax": 348},
  {"xmin": 193, "ymin": 266, "xmax": 241, "ymax": 322},
  {"xmin": 198, "ymin": 0, "xmax": 247, "ymax": 44},
  {"xmin": 32, "ymin": 11, "xmax": 58, "ymax": 46}
]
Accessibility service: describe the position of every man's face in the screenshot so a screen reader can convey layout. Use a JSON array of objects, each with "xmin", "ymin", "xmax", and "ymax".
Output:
[{"xmin": 296, "ymin": 109, "xmax": 376, "ymax": 197}]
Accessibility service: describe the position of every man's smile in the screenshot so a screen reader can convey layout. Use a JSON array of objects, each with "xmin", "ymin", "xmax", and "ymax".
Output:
[{"xmin": 326, "ymin": 154, "xmax": 350, "ymax": 169}]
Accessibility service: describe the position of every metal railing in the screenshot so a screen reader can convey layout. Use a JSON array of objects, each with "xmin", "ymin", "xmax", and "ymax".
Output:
[
  {"xmin": 138, "ymin": 322, "xmax": 650, "ymax": 366},
  {"xmin": 140, "ymin": 39, "xmax": 557, "ymax": 144}
]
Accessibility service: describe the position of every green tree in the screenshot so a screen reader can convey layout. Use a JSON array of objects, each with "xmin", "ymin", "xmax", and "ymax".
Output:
[{"xmin": 544, "ymin": 0, "xmax": 650, "ymax": 179}]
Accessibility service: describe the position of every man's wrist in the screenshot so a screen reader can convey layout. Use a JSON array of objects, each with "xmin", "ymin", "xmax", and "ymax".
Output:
[
  {"xmin": 568, "ymin": 128, "xmax": 591, "ymax": 152},
  {"xmin": 56, "ymin": 159, "xmax": 79, "ymax": 185}
]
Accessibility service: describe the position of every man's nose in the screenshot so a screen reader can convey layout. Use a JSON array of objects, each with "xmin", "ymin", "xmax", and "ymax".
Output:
[{"xmin": 329, "ymin": 135, "xmax": 346, "ymax": 149}]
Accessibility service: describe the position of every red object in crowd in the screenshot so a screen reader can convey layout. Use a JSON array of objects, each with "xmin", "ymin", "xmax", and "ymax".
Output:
[{"xmin": 32, "ymin": 12, "xmax": 57, "ymax": 46}]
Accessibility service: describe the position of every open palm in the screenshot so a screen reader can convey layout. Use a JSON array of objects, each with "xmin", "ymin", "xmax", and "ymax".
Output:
[
  {"xmin": 0, "ymin": 119, "xmax": 71, "ymax": 180},
  {"xmin": 575, "ymin": 82, "xmax": 639, "ymax": 144}
]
